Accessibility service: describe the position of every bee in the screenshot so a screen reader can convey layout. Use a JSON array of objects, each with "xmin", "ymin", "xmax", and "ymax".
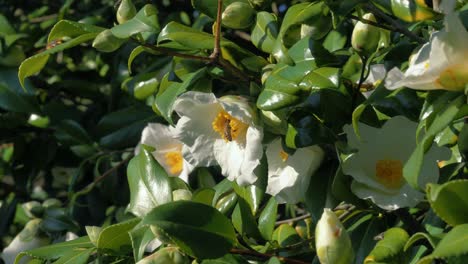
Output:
[
  {"xmin": 223, "ymin": 120, "xmax": 233, "ymax": 141},
  {"xmin": 46, "ymin": 39, "xmax": 63, "ymax": 50},
  {"xmin": 359, "ymin": 83, "xmax": 376, "ymax": 92}
]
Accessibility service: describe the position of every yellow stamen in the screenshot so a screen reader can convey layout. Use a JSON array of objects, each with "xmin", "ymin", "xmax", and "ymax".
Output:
[
  {"xmin": 279, "ymin": 150, "xmax": 289, "ymax": 162},
  {"xmin": 375, "ymin": 159, "xmax": 404, "ymax": 189},
  {"xmin": 164, "ymin": 151, "xmax": 183, "ymax": 175},
  {"xmin": 212, "ymin": 110, "xmax": 248, "ymax": 142},
  {"xmin": 435, "ymin": 63, "xmax": 468, "ymax": 90}
]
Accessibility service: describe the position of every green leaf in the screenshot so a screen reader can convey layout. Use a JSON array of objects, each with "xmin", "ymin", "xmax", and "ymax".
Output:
[
  {"xmin": 417, "ymin": 224, "xmax": 468, "ymax": 264},
  {"xmin": 364, "ymin": 227, "xmax": 409, "ymax": 263},
  {"xmin": 138, "ymin": 247, "xmax": 190, "ymax": 264},
  {"xmin": 201, "ymin": 254, "xmax": 250, "ymax": 264},
  {"xmin": 47, "ymin": 20, "xmax": 104, "ymax": 42},
  {"xmin": 0, "ymin": 82, "xmax": 39, "ymax": 113},
  {"xmin": 122, "ymin": 72, "xmax": 159, "ymax": 100},
  {"xmin": 130, "ymin": 226, "xmax": 157, "ymax": 263},
  {"xmin": 231, "ymin": 199, "xmax": 262, "ymax": 240},
  {"xmin": 85, "ymin": 226, "xmax": 101, "ymax": 246},
  {"xmin": 258, "ymin": 197, "xmax": 278, "ymax": 241},
  {"xmin": 128, "ymin": 46, "xmax": 162, "ymax": 74},
  {"xmin": 97, "ymin": 105, "xmax": 158, "ymax": 149},
  {"xmin": 427, "ymin": 180, "xmax": 468, "ymax": 226},
  {"xmin": 111, "ymin": 4, "xmax": 160, "ymax": 38},
  {"xmin": 18, "ymin": 32, "xmax": 100, "ymax": 89},
  {"xmin": 126, "ymin": 148, "xmax": 173, "ymax": 217},
  {"xmin": 191, "ymin": 0, "xmax": 248, "ymax": 19},
  {"xmin": 285, "ymin": 110, "xmax": 336, "ymax": 148},
  {"xmin": 54, "ymin": 120, "xmax": 93, "ymax": 146},
  {"xmin": 272, "ymin": 224, "xmax": 302, "ymax": 247},
  {"xmin": 51, "ymin": 248, "xmax": 94, "ymax": 264},
  {"xmin": 96, "ymin": 218, "xmax": 140, "ymax": 253},
  {"xmin": 251, "ymin": 12, "xmax": 278, "ymax": 53},
  {"xmin": 14, "ymin": 236, "xmax": 93, "ymax": 264},
  {"xmin": 154, "ymin": 67, "xmax": 207, "ymax": 123},
  {"xmin": 257, "ymin": 61, "xmax": 315, "ymax": 110},
  {"xmin": 192, "ymin": 188, "xmax": 216, "ymax": 205},
  {"xmin": 141, "ymin": 201, "xmax": 237, "ymax": 259}
]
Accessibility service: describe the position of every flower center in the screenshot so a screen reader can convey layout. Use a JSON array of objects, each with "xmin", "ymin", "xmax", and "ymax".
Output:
[
  {"xmin": 212, "ymin": 110, "xmax": 248, "ymax": 142},
  {"xmin": 436, "ymin": 63, "xmax": 468, "ymax": 90},
  {"xmin": 164, "ymin": 151, "xmax": 183, "ymax": 175},
  {"xmin": 279, "ymin": 150, "xmax": 289, "ymax": 162},
  {"xmin": 375, "ymin": 159, "xmax": 404, "ymax": 189}
]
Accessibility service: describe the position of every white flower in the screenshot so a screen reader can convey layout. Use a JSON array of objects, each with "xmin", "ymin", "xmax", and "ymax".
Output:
[
  {"xmin": 342, "ymin": 116, "xmax": 450, "ymax": 210},
  {"xmin": 265, "ymin": 138, "xmax": 324, "ymax": 204},
  {"xmin": 138, "ymin": 123, "xmax": 194, "ymax": 183},
  {"xmin": 315, "ymin": 209, "xmax": 354, "ymax": 264},
  {"xmin": 1, "ymin": 220, "xmax": 49, "ymax": 264},
  {"xmin": 385, "ymin": 12, "xmax": 468, "ymax": 91},
  {"xmin": 174, "ymin": 92, "xmax": 263, "ymax": 186},
  {"xmin": 361, "ymin": 64, "xmax": 386, "ymax": 98}
]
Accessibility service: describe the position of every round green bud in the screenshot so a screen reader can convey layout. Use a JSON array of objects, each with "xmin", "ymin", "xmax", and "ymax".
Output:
[
  {"xmin": 351, "ymin": 13, "xmax": 381, "ymax": 55},
  {"xmin": 117, "ymin": 0, "xmax": 137, "ymax": 24},
  {"xmin": 172, "ymin": 189, "xmax": 192, "ymax": 201},
  {"xmin": 222, "ymin": 2, "xmax": 255, "ymax": 29}
]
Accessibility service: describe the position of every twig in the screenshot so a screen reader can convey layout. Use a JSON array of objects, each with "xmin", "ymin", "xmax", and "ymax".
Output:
[
  {"xmin": 230, "ymin": 248, "xmax": 310, "ymax": 264},
  {"xmin": 209, "ymin": 0, "xmax": 223, "ymax": 61},
  {"xmin": 275, "ymin": 213, "xmax": 311, "ymax": 226},
  {"xmin": 364, "ymin": 3, "xmax": 426, "ymax": 44},
  {"xmin": 348, "ymin": 14, "xmax": 394, "ymax": 31}
]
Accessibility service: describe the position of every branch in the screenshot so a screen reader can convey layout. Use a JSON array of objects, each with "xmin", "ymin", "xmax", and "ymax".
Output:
[
  {"xmin": 364, "ymin": 3, "xmax": 426, "ymax": 44},
  {"xmin": 275, "ymin": 213, "xmax": 311, "ymax": 226},
  {"xmin": 209, "ymin": 0, "xmax": 223, "ymax": 60},
  {"xmin": 230, "ymin": 248, "xmax": 310, "ymax": 264}
]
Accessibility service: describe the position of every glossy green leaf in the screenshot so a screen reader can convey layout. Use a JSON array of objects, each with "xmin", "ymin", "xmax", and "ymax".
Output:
[
  {"xmin": 305, "ymin": 160, "xmax": 337, "ymax": 223},
  {"xmin": 54, "ymin": 120, "xmax": 93, "ymax": 146},
  {"xmin": 111, "ymin": 4, "xmax": 160, "ymax": 38},
  {"xmin": 122, "ymin": 72, "xmax": 159, "ymax": 100},
  {"xmin": 128, "ymin": 45, "xmax": 162, "ymax": 73},
  {"xmin": 348, "ymin": 214, "xmax": 383, "ymax": 263},
  {"xmin": 272, "ymin": 224, "xmax": 302, "ymax": 247},
  {"xmin": 85, "ymin": 226, "xmax": 101, "ymax": 246},
  {"xmin": 231, "ymin": 199, "xmax": 262, "ymax": 240},
  {"xmin": 251, "ymin": 12, "xmax": 278, "ymax": 53},
  {"xmin": 459, "ymin": 123, "xmax": 468, "ymax": 161},
  {"xmin": 232, "ymin": 183, "xmax": 263, "ymax": 215},
  {"xmin": 97, "ymin": 106, "xmax": 158, "ymax": 149},
  {"xmin": 96, "ymin": 218, "xmax": 140, "ymax": 252},
  {"xmin": 427, "ymin": 180, "xmax": 468, "ymax": 226},
  {"xmin": 257, "ymin": 61, "xmax": 315, "ymax": 110},
  {"xmin": 127, "ymin": 148, "xmax": 173, "ymax": 217},
  {"xmin": 18, "ymin": 32, "xmax": 100, "ymax": 89},
  {"xmin": 138, "ymin": 247, "xmax": 190, "ymax": 264},
  {"xmin": 155, "ymin": 67, "xmax": 207, "ymax": 123},
  {"xmin": 404, "ymin": 232, "xmax": 441, "ymax": 251},
  {"xmin": 417, "ymin": 224, "xmax": 468, "ymax": 264},
  {"xmin": 364, "ymin": 227, "xmax": 409, "ymax": 263},
  {"xmin": 215, "ymin": 192, "xmax": 238, "ymax": 215},
  {"xmin": 47, "ymin": 20, "xmax": 104, "ymax": 42},
  {"xmin": 191, "ymin": 0, "xmax": 248, "ymax": 19},
  {"xmin": 130, "ymin": 226, "xmax": 157, "ymax": 263},
  {"xmin": 14, "ymin": 236, "xmax": 93, "ymax": 264},
  {"xmin": 192, "ymin": 188, "xmax": 216, "ymax": 205},
  {"xmin": 141, "ymin": 201, "xmax": 237, "ymax": 259},
  {"xmin": 258, "ymin": 197, "xmax": 278, "ymax": 241},
  {"xmin": 51, "ymin": 248, "xmax": 94, "ymax": 264},
  {"xmin": 285, "ymin": 110, "xmax": 336, "ymax": 148},
  {"xmin": 201, "ymin": 254, "xmax": 249, "ymax": 264},
  {"xmin": 0, "ymin": 82, "xmax": 39, "ymax": 113}
]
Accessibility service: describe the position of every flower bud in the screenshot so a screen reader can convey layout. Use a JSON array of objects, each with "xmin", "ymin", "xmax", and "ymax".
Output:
[
  {"xmin": 117, "ymin": 0, "xmax": 137, "ymax": 24},
  {"xmin": 172, "ymin": 189, "xmax": 192, "ymax": 201},
  {"xmin": 92, "ymin": 29, "xmax": 125, "ymax": 53},
  {"xmin": 351, "ymin": 13, "xmax": 380, "ymax": 55},
  {"xmin": 222, "ymin": 2, "xmax": 255, "ymax": 29},
  {"xmin": 315, "ymin": 209, "xmax": 354, "ymax": 264},
  {"xmin": 248, "ymin": 0, "xmax": 272, "ymax": 9}
]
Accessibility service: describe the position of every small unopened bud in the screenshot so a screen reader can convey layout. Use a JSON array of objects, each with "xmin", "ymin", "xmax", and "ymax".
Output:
[
  {"xmin": 351, "ymin": 13, "xmax": 380, "ymax": 55},
  {"xmin": 222, "ymin": 2, "xmax": 255, "ymax": 29},
  {"xmin": 315, "ymin": 209, "xmax": 354, "ymax": 264},
  {"xmin": 117, "ymin": 0, "xmax": 137, "ymax": 24}
]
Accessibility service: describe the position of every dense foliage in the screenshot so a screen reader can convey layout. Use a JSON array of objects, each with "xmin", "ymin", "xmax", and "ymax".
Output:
[{"xmin": 0, "ymin": 0, "xmax": 467, "ymax": 263}]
